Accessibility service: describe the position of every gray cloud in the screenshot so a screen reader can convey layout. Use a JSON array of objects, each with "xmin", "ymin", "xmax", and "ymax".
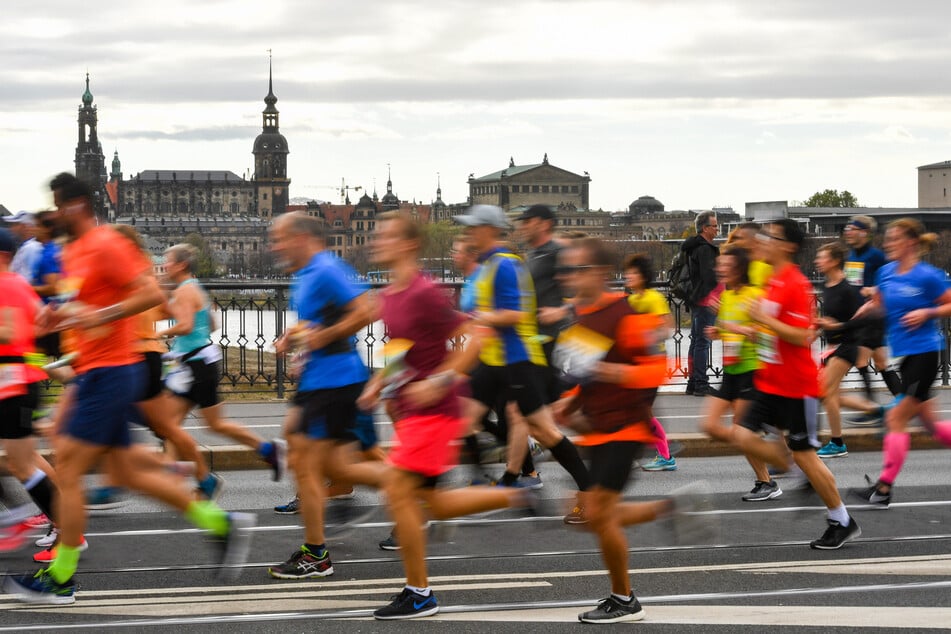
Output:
[{"xmin": 115, "ymin": 125, "xmax": 258, "ymax": 142}]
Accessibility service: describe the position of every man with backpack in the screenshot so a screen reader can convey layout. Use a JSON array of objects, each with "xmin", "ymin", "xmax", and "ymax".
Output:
[{"xmin": 679, "ymin": 211, "xmax": 719, "ymax": 396}]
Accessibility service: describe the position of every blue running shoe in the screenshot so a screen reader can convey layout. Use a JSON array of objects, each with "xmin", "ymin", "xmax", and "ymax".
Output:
[
  {"xmin": 374, "ymin": 587, "xmax": 439, "ymax": 620},
  {"xmin": 642, "ymin": 455, "xmax": 677, "ymax": 471},
  {"xmin": 817, "ymin": 441, "xmax": 848, "ymax": 458},
  {"xmin": 4, "ymin": 569, "xmax": 76, "ymax": 605}
]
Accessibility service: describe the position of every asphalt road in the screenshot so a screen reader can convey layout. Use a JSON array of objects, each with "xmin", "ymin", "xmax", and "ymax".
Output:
[{"xmin": 3, "ymin": 447, "xmax": 951, "ymax": 632}]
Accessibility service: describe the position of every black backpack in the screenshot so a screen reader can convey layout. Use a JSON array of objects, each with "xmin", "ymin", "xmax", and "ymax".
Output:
[{"xmin": 668, "ymin": 246, "xmax": 696, "ymax": 303}]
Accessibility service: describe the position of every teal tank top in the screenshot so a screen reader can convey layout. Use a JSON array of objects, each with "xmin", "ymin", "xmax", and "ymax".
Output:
[{"xmin": 171, "ymin": 278, "xmax": 213, "ymax": 355}]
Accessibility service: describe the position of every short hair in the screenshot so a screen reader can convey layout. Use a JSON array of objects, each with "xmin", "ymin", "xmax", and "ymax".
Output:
[
  {"xmin": 770, "ymin": 217, "xmax": 804, "ymax": 248},
  {"xmin": 165, "ymin": 243, "xmax": 199, "ymax": 273},
  {"xmin": 378, "ymin": 210, "xmax": 424, "ymax": 245},
  {"xmin": 817, "ymin": 241, "xmax": 848, "ymax": 269},
  {"xmin": 277, "ymin": 211, "xmax": 327, "ymax": 242},
  {"xmin": 49, "ymin": 172, "xmax": 92, "ymax": 205},
  {"xmin": 849, "ymin": 214, "xmax": 877, "ymax": 233},
  {"xmin": 112, "ymin": 224, "xmax": 148, "ymax": 255},
  {"xmin": 574, "ymin": 237, "xmax": 617, "ymax": 268},
  {"xmin": 888, "ymin": 217, "xmax": 938, "ymax": 253},
  {"xmin": 719, "ymin": 243, "xmax": 751, "ymax": 286},
  {"xmin": 695, "ymin": 211, "xmax": 717, "ymax": 233},
  {"xmin": 623, "ymin": 253, "xmax": 654, "ymax": 288}
]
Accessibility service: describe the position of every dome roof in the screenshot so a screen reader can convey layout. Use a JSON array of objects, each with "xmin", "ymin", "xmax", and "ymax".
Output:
[
  {"xmin": 81, "ymin": 73, "xmax": 94, "ymax": 106},
  {"xmin": 253, "ymin": 132, "xmax": 288, "ymax": 153},
  {"xmin": 629, "ymin": 195, "xmax": 664, "ymax": 213}
]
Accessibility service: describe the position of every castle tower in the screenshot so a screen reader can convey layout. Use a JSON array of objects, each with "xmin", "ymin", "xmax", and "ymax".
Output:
[
  {"xmin": 252, "ymin": 53, "xmax": 290, "ymax": 219},
  {"xmin": 75, "ymin": 73, "xmax": 108, "ymax": 218}
]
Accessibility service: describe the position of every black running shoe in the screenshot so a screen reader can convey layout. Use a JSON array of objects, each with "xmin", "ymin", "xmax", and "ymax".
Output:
[
  {"xmin": 213, "ymin": 512, "xmax": 256, "ymax": 582},
  {"xmin": 268, "ymin": 546, "xmax": 334, "ymax": 579},
  {"xmin": 578, "ymin": 595, "xmax": 646, "ymax": 623},
  {"xmin": 4, "ymin": 569, "xmax": 76, "ymax": 605},
  {"xmin": 267, "ymin": 438, "xmax": 287, "ymax": 482},
  {"xmin": 850, "ymin": 475, "xmax": 892, "ymax": 508},
  {"xmin": 810, "ymin": 516, "xmax": 861, "ymax": 550},
  {"xmin": 274, "ymin": 495, "xmax": 300, "ymax": 515},
  {"xmin": 374, "ymin": 587, "xmax": 439, "ymax": 620},
  {"xmin": 378, "ymin": 532, "xmax": 400, "ymax": 551}
]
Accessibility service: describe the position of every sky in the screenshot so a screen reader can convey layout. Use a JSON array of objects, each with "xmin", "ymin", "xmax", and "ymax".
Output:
[{"xmin": 3, "ymin": 0, "xmax": 951, "ymax": 214}]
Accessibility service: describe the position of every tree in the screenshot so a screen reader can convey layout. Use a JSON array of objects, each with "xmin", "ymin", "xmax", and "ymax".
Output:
[
  {"xmin": 804, "ymin": 189, "xmax": 859, "ymax": 208},
  {"xmin": 421, "ymin": 220, "xmax": 460, "ymax": 280},
  {"xmin": 183, "ymin": 232, "xmax": 219, "ymax": 279}
]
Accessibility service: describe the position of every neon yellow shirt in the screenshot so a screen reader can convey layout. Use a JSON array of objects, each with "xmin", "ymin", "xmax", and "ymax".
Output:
[{"xmin": 717, "ymin": 285, "xmax": 764, "ymax": 374}]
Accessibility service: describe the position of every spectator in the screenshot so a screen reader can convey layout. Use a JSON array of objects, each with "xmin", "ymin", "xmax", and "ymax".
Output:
[{"xmin": 681, "ymin": 211, "xmax": 719, "ymax": 396}]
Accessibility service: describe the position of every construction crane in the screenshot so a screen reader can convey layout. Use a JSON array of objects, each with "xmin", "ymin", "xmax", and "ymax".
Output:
[{"xmin": 299, "ymin": 179, "xmax": 363, "ymax": 204}]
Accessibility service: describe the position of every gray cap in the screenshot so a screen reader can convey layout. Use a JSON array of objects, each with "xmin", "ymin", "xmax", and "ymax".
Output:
[
  {"xmin": 3, "ymin": 210, "xmax": 34, "ymax": 225},
  {"xmin": 454, "ymin": 204, "xmax": 510, "ymax": 230}
]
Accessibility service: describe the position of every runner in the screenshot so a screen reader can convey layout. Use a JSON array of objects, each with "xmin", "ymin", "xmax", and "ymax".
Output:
[
  {"xmin": 157, "ymin": 243, "xmax": 286, "ymax": 481},
  {"xmin": 851, "ymin": 218, "xmax": 951, "ymax": 507},
  {"xmin": 360, "ymin": 211, "xmax": 530, "ymax": 619},
  {"xmin": 730, "ymin": 218, "xmax": 860, "ymax": 549},
  {"xmin": 813, "ymin": 241, "xmax": 879, "ymax": 459},
  {"xmin": 267, "ymin": 211, "xmax": 384, "ymax": 580},
  {"xmin": 4, "ymin": 173, "xmax": 252, "ymax": 605},
  {"xmin": 550, "ymin": 238, "xmax": 700, "ymax": 623},
  {"xmin": 622, "ymin": 253, "xmax": 677, "ymax": 472},
  {"xmin": 0, "ymin": 227, "xmax": 60, "ymax": 552},
  {"xmin": 699, "ymin": 243, "xmax": 779, "ymax": 501},
  {"xmin": 454, "ymin": 205, "xmax": 590, "ymax": 520}
]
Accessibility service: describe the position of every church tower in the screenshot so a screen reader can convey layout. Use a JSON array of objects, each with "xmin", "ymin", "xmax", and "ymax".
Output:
[
  {"xmin": 253, "ymin": 53, "xmax": 290, "ymax": 219},
  {"xmin": 75, "ymin": 73, "xmax": 108, "ymax": 219}
]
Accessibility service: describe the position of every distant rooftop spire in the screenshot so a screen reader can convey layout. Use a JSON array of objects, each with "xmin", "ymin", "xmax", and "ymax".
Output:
[
  {"xmin": 264, "ymin": 49, "xmax": 278, "ymax": 112},
  {"xmin": 82, "ymin": 72, "xmax": 94, "ymax": 106}
]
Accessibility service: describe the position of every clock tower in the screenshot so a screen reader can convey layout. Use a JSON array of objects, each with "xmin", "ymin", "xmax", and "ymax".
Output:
[{"xmin": 253, "ymin": 53, "xmax": 290, "ymax": 219}]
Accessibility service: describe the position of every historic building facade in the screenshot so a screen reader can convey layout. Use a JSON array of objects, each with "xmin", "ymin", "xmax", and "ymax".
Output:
[
  {"xmin": 918, "ymin": 160, "xmax": 951, "ymax": 209},
  {"xmin": 74, "ymin": 74, "xmax": 110, "ymax": 220},
  {"xmin": 467, "ymin": 154, "xmax": 590, "ymax": 212}
]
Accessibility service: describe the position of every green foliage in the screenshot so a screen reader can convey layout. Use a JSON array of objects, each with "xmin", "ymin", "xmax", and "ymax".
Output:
[
  {"xmin": 183, "ymin": 232, "xmax": 219, "ymax": 279},
  {"xmin": 804, "ymin": 189, "xmax": 859, "ymax": 208}
]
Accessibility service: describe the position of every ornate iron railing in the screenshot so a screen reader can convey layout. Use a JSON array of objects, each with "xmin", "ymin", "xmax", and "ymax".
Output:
[{"xmin": 196, "ymin": 280, "xmax": 949, "ymax": 397}]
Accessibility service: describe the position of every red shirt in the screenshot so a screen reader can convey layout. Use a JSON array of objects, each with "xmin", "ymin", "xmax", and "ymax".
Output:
[
  {"xmin": 0, "ymin": 272, "xmax": 48, "ymax": 394},
  {"xmin": 381, "ymin": 273, "xmax": 466, "ymax": 420},
  {"xmin": 61, "ymin": 226, "xmax": 150, "ymax": 372},
  {"xmin": 754, "ymin": 263, "xmax": 819, "ymax": 398}
]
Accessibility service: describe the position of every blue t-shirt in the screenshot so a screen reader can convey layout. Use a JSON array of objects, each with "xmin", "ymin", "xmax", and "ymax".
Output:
[
  {"xmin": 291, "ymin": 251, "xmax": 369, "ymax": 390},
  {"xmin": 876, "ymin": 261, "xmax": 947, "ymax": 356},
  {"xmin": 32, "ymin": 241, "xmax": 62, "ymax": 303},
  {"xmin": 845, "ymin": 244, "xmax": 886, "ymax": 288}
]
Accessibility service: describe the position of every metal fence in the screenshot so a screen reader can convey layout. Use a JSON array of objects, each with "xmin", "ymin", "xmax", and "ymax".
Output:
[{"xmin": 202, "ymin": 280, "xmax": 951, "ymax": 398}]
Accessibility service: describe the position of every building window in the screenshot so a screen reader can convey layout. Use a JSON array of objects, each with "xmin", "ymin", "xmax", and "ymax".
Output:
[
  {"xmin": 542, "ymin": 186, "xmax": 549, "ymax": 193},
  {"xmin": 532, "ymin": 185, "xmax": 540, "ymax": 193},
  {"xmin": 161, "ymin": 203, "xmax": 170, "ymax": 213},
  {"xmin": 263, "ymin": 193, "xmax": 268, "ymax": 200},
  {"xmin": 230, "ymin": 203, "xmax": 238, "ymax": 214},
  {"xmin": 571, "ymin": 186, "xmax": 579, "ymax": 193},
  {"xmin": 144, "ymin": 202, "xmax": 153, "ymax": 213},
  {"xmin": 561, "ymin": 185, "xmax": 569, "ymax": 193},
  {"xmin": 511, "ymin": 185, "xmax": 518, "ymax": 193},
  {"xmin": 213, "ymin": 202, "xmax": 221, "ymax": 213},
  {"xmin": 178, "ymin": 202, "xmax": 187, "ymax": 213}
]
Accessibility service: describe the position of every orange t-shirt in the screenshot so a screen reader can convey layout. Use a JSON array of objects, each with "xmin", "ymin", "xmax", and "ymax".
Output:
[
  {"xmin": 134, "ymin": 305, "xmax": 167, "ymax": 354},
  {"xmin": 61, "ymin": 226, "xmax": 150, "ymax": 372},
  {"xmin": 0, "ymin": 272, "xmax": 49, "ymax": 392}
]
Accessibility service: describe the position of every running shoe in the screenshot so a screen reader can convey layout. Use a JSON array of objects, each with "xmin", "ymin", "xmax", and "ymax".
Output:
[
  {"xmin": 846, "ymin": 411, "xmax": 882, "ymax": 426},
  {"xmin": 33, "ymin": 537, "xmax": 89, "ymax": 563},
  {"xmin": 84, "ymin": 487, "xmax": 126, "ymax": 510},
  {"xmin": 518, "ymin": 472, "xmax": 544, "ymax": 490},
  {"xmin": 0, "ymin": 520, "xmax": 33, "ymax": 552},
  {"xmin": 35, "ymin": 526, "xmax": 58, "ymax": 548},
  {"xmin": 379, "ymin": 532, "xmax": 400, "ymax": 551},
  {"xmin": 197, "ymin": 473, "xmax": 225, "ymax": 502},
  {"xmin": 642, "ymin": 455, "xmax": 677, "ymax": 471},
  {"xmin": 528, "ymin": 437, "xmax": 547, "ymax": 461},
  {"xmin": 810, "ymin": 516, "xmax": 861, "ymax": 550},
  {"xmin": 267, "ymin": 438, "xmax": 288, "ymax": 482},
  {"xmin": 564, "ymin": 504, "xmax": 588, "ymax": 526},
  {"xmin": 817, "ymin": 441, "xmax": 849, "ymax": 458},
  {"xmin": 274, "ymin": 495, "xmax": 300, "ymax": 515},
  {"xmin": 850, "ymin": 475, "xmax": 892, "ymax": 508},
  {"xmin": 268, "ymin": 546, "xmax": 334, "ymax": 579},
  {"xmin": 212, "ymin": 512, "xmax": 256, "ymax": 582},
  {"xmin": 741, "ymin": 480, "xmax": 783, "ymax": 502},
  {"xmin": 578, "ymin": 594, "xmax": 646, "ymax": 623},
  {"xmin": 3, "ymin": 569, "xmax": 76, "ymax": 605},
  {"xmin": 25, "ymin": 514, "xmax": 50, "ymax": 529},
  {"xmin": 373, "ymin": 587, "xmax": 439, "ymax": 620}
]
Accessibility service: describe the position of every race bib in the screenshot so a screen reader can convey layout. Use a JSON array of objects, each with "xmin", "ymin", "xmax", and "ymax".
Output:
[
  {"xmin": 0, "ymin": 364, "xmax": 27, "ymax": 400},
  {"xmin": 722, "ymin": 334, "xmax": 743, "ymax": 367},
  {"xmin": 553, "ymin": 324, "xmax": 614, "ymax": 385},
  {"xmin": 844, "ymin": 261, "xmax": 864, "ymax": 286}
]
